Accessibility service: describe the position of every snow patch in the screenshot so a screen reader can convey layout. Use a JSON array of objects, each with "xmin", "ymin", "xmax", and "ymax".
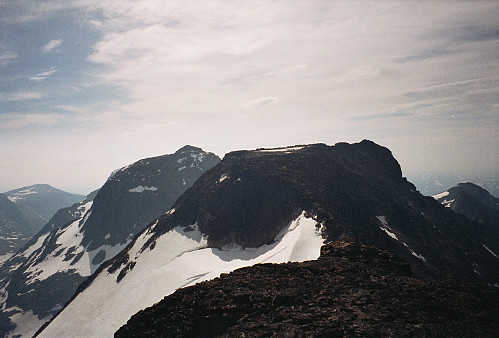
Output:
[
  {"xmin": 258, "ymin": 146, "xmax": 307, "ymax": 153},
  {"xmin": 483, "ymin": 244, "xmax": 499, "ymax": 259},
  {"xmin": 432, "ymin": 191, "xmax": 449, "ymax": 199},
  {"xmin": 376, "ymin": 216, "xmax": 398, "ymax": 240},
  {"xmin": 218, "ymin": 173, "xmax": 229, "ymax": 183},
  {"xmin": 128, "ymin": 186, "xmax": 158, "ymax": 193},
  {"xmin": 7, "ymin": 309, "xmax": 47, "ymax": 338},
  {"xmin": 22, "ymin": 233, "xmax": 49, "ymax": 258},
  {"xmin": 40, "ymin": 212, "xmax": 324, "ymax": 338},
  {"xmin": 7, "ymin": 188, "xmax": 38, "ymax": 202}
]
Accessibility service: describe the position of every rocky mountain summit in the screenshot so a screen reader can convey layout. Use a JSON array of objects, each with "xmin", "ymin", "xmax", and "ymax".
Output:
[
  {"xmin": 0, "ymin": 146, "xmax": 220, "ymax": 337},
  {"xmin": 39, "ymin": 140, "xmax": 499, "ymax": 337},
  {"xmin": 116, "ymin": 240, "xmax": 499, "ymax": 337},
  {"xmin": 433, "ymin": 182, "xmax": 499, "ymax": 228}
]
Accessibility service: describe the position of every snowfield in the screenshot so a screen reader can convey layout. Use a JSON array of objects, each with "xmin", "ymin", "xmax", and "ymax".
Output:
[{"xmin": 39, "ymin": 212, "xmax": 324, "ymax": 337}]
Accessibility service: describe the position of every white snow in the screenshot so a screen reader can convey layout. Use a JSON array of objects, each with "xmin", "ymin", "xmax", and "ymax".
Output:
[
  {"xmin": 432, "ymin": 191, "xmax": 449, "ymax": 200},
  {"xmin": 483, "ymin": 244, "xmax": 499, "ymax": 259},
  {"xmin": 105, "ymin": 233, "xmax": 111, "ymax": 240},
  {"xmin": 128, "ymin": 186, "xmax": 158, "ymax": 193},
  {"xmin": 7, "ymin": 188, "xmax": 38, "ymax": 202},
  {"xmin": 39, "ymin": 212, "xmax": 323, "ymax": 338},
  {"xmin": 376, "ymin": 216, "xmax": 398, "ymax": 240},
  {"xmin": 218, "ymin": 173, "xmax": 229, "ymax": 183},
  {"xmin": 258, "ymin": 146, "xmax": 307, "ymax": 153},
  {"xmin": 6, "ymin": 309, "xmax": 47, "ymax": 338},
  {"xmin": 22, "ymin": 233, "xmax": 50, "ymax": 259},
  {"xmin": 0, "ymin": 253, "xmax": 13, "ymax": 264}
]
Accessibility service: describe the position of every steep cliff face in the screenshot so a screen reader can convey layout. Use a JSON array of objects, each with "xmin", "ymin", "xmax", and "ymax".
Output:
[{"xmin": 116, "ymin": 241, "xmax": 499, "ymax": 338}]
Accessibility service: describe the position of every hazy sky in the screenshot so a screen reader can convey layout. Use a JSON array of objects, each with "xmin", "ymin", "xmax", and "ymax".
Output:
[{"xmin": 1, "ymin": 1, "xmax": 497, "ymax": 194}]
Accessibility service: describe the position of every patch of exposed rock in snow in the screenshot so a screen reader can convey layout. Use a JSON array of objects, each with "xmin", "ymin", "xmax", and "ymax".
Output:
[
  {"xmin": 39, "ymin": 212, "xmax": 324, "ymax": 338},
  {"xmin": 128, "ymin": 186, "xmax": 158, "ymax": 193}
]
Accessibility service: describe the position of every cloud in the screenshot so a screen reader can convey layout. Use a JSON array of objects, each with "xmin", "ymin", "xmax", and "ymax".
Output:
[
  {"xmin": 0, "ymin": 50, "xmax": 18, "ymax": 67},
  {"xmin": 30, "ymin": 69, "xmax": 57, "ymax": 81},
  {"xmin": 0, "ymin": 112, "xmax": 63, "ymax": 130},
  {"xmin": 42, "ymin": 39, "xmax": 62, "ymax": 53},
  {"xmin": 242, "ymin": 97, "xmax": 281, "ymax": 110},
  {"xmin": 0, "ymin": 91, "xmax": 43, "ymax": 101}
]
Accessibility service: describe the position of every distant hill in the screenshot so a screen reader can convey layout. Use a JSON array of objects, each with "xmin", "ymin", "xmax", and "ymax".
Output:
[
  {"xmin": 433, "ymin": 182, "xmax": 499, "ymax": 229},
  {"xmin": 4, "ymin": 184, "xmax": 85, "ymax": 229},
  {"xmin": 408, "ymin": 173, "xmax": 499, "ymax": 198}
]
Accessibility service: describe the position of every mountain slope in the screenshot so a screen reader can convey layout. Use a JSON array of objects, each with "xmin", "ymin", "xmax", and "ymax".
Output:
[
  {"xmin": 39, "ymin": 141, "xmax": 499, "ymax": 337},
  {"xmin": 5, "ymin": 184, "xmax": 84, "ymax": 231},
  {"xmin": 0, "ymin": 146, "xmax": 220, "ymax": 337},
  {"xmin": 433, "ymin": 182, "xmax": 499, "ymax": 228},
  {"xmin": 0, "ymin": 194, "xmax": 31, "ymax": 261},
  {"xmin": 116, "ymin": 241, "xmax": 499, "ymax": 337}
]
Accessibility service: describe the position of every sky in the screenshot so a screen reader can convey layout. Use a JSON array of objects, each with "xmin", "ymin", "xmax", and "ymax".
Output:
[{"xmin": 0, "ymin": 1, "xmax": 498, "ymax": 195}]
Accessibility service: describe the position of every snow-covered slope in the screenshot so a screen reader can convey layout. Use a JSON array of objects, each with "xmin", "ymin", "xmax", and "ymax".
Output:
[
  {"xmin": 40, "ymin": 212, "xmax": 323, "ymax": 337},
  {"xmin": 0, "ymin": 146, "xmax": 220, "ymax": 337}
]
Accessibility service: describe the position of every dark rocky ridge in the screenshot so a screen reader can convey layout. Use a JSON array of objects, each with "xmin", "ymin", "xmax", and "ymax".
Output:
[
  {"xmin": 113, "ymin": 140, "xmax": 498, "ymax": 285},
  {"xmin": 115, "ymin": 240, "xmax": 499, "ymax": 337}
]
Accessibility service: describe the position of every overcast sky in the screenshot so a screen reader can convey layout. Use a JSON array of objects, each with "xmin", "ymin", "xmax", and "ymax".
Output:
[{"xmin": 1, "ymin": 1, "xmax": 497, "ymax": 195}]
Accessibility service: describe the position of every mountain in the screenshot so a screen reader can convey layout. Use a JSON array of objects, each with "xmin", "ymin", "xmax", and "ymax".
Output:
[
  {"xmin": 116, "ymin": 240, "xmax": 499, "ymax": 337},
  {"xmin": 5, "ymin": 184, "xmax": 85, "ymax": 230},
  {"xmin": 408, "ymin": 173, "xmax": 499, "ymax": 198},
  {"xmin": 0, "ymin": 146, "xmax": 220, "ymax": 337},
  {"xmin": 433, "ymin": 182, "xmax": 499, "ymax": 228},
  {"xmin": 38, "ymin": 141, "xmax": 499, "ymax": 337},
  {"xmin": 0, "ymin": 194, "xmax": 32, "ymax": 262}
]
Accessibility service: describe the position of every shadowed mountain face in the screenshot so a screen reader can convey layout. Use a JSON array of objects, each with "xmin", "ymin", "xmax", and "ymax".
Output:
[
  {"xmin": 434, "ymin": 182, "xmax": 499, "ymax": 228},
  {"xmin": 39, "ymin": 141, "xmax": 499, "ymax": 338},
  {"xmin": 0, "ymin": 194, "xmax": 31, "ymax": 257},
  {"xmin": 0, "ymin": 185, "xmax": 84, "ymax": 258},
  {"xmin": 0, "ymin": 146, "xmax": 220, "ymax": 338},
  {"xmin": 116, "ymin": 241, "xmax": 499, "ymax": 337}
]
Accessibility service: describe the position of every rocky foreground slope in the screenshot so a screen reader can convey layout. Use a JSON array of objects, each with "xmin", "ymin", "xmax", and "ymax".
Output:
[{"xmin": 116, "ymin": 240, "xmax": 499, "ymax": 337}]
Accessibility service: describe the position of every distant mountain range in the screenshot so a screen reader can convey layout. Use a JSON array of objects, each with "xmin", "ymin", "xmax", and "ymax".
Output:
[
  {"xmin": 0, "ymin": 146, "xmax": 220, "ymax": 337},
  {"xmin": 36, "ymin": 141, "xmax": 499, "ymax": 337},
  {"xmin": 0, "ymin": 185, "xmax": 84, "ymax": 260}
]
